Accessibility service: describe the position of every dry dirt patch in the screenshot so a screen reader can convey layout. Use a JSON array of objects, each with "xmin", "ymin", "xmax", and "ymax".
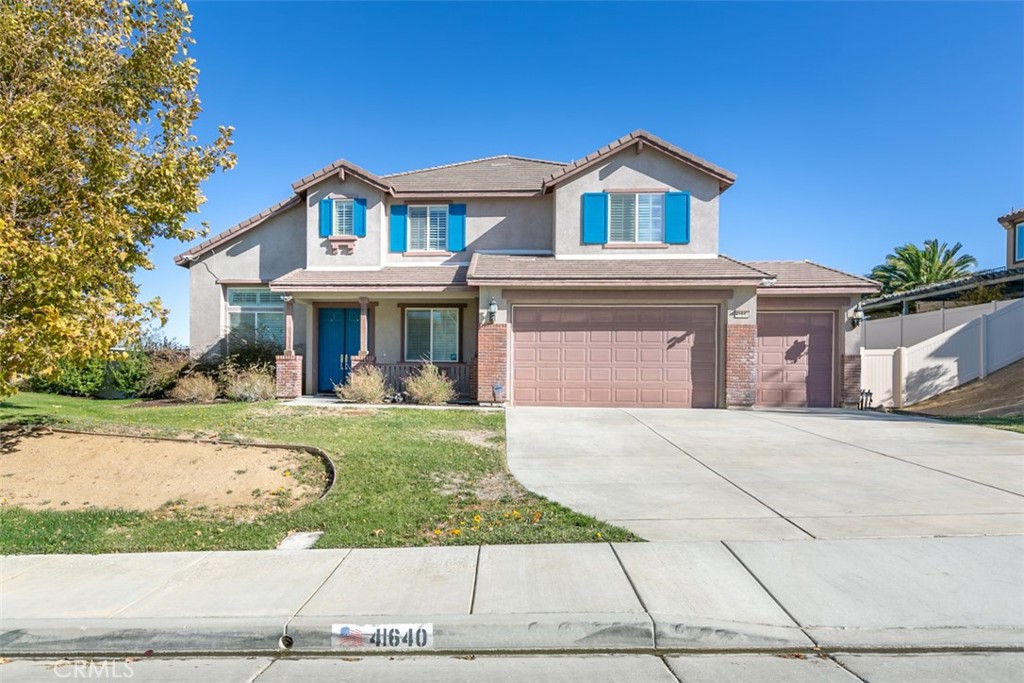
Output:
[
  {"xmin": 905, "ymin": 358, "xmax": 1024, "ymax": 418},
  {"xmin": 0, "ymin": 430, "xmax": 325, "ymax": 515}
]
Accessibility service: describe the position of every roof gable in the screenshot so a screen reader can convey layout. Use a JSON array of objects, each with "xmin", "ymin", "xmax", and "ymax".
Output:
[
  {"xmin": 291, "ymin": 159, "xmax": 394, "ymax": 194},
  {"xmin": 542, "ymin": 130, "xmax": 737, "ymax": 193}
]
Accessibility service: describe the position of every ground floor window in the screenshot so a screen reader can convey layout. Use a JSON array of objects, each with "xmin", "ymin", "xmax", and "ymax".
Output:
[
  {"xmin": 226, "ymin": 288, "xmax": 284, "ymax": 353},
  {"xmin": 404, "ymin": 308, "xmax": 459, "ymax": 362}
]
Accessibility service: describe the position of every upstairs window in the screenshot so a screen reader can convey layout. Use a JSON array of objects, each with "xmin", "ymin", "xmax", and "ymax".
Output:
[
  {"xmin": 226, "ymin": 288, "xmax": 284, "ymax": 353},
  {"xmin": 408, "ymin": 205, "xmax": 448, "ymax": 251},
  {"xmin": 1016, "ymin": 223, "xmax": 1024, "ymax": 263},
  {"xmin": 333, "ymin": 199, "xmax": 354, "ymax": 236},
  {"xmin": 609, "ymin": 193, "xmax": 664, "ymax": 243}
]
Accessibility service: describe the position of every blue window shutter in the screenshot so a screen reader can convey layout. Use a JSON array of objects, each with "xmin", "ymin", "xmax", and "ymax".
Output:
[
  {"xmin": 664, "ymin": 192, "xmax": 691, "ymax": 244},
  {"xmin": 447, "ymin": 204, "xmax": 466, "ymax": 251},
  {"xmin": 389, "ymin": 205, "xmax": 408, "ymax": 253},
  {"xmin": 353, "ymin": 198, "xmax": 367, "ymax": 238},
  {"xmin": 581, "ymin": 193, "xmax": 608, "ymax": 244},
  {"xmin": 318, "ymin": 198, "xmax": 333, "ymax": 238}
]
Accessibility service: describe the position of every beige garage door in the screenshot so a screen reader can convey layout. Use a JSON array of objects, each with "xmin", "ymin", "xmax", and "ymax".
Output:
[
  {"xmin": 512, "ymin": 306, "xmax": 718, "ymax": 407},
  {"xmin": 757, "ymin": 312, "xmax": 834, "ymax": 407}
]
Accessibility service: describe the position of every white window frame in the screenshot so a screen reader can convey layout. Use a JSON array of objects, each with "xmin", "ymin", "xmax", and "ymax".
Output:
[
  {"xmin": 407, "ymin": 204, "xmax": 448, "ymax": 252},
  {"xmin": 332, "ymin": 198, "xmax": 354, "ymax": 236},
  {"xmin": 225, "ymin": 287, "xmax": 285, "ymax": 353},
  {"xmin": 403, "ymin": 307, "xmax": 460, "ymax": 363},
  {"xmin": 608, "ymin": 192, "xmax": 664, "ymax": 243}
]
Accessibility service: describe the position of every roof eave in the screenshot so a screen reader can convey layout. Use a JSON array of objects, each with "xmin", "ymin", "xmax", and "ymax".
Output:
[
  {"xmin": 174, "ymin": 195, "xmax": 304, "ymax": 266},
  {"xmin": 466, "ymin": 277, "xmax": 766, "ymax": 288},
  {"xmin": 269, "ymin": 284, "xmax": 473, "ymax": 293},
  {"xmin": 759, "ymin": 286, "xmax": 881, "ymax": 295}
]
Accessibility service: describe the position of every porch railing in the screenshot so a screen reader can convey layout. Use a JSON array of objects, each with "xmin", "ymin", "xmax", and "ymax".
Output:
[{"xmin": 375, "ymin": 363, "xmax": 473, "ymax": 399}]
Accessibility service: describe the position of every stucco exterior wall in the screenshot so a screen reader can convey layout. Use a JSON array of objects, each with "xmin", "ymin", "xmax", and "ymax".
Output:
[
  {"xmin": 553, "ymin": 147, "xmax": 721, "ymax": 257},
  {"xmin": 186, "ymin": 203, "xmax": 306, "ymax": 357},
  {"xmin": 1006, "ymin": 223, "xmax": 1023, "ymax": 269},
  {"xmin": 305, "ymin": 176, "xmax": 386, "ymax": 268},
  {"xmin": 381, "ymin": 196, "xmax": 553, "ymax": 267}
]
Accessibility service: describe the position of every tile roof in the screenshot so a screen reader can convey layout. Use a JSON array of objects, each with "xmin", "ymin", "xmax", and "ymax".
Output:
[
  {"xmin": 468, "ymin": 254, "xmax": 770, "ymax": 284},
  {"xmin": 173, "ymin": 195, "xmax": 302, "ymax": 265},
  {"xmin": 997, "ymin": 208, "xmax": 1024, "ymax": 228},
  {"xmin": 860, "ymin": 266, "xmax": 1024, "ymax": 310},
  {"xmin": 384, "ymin": 156, "xmax": 566, "ymax": 194},
  {"xmin": 541, "ymin": 130, "xmax": 737, "ymax": 192},
  {"xmin": 745, "ymin": 260, "xmax": 880, "ymax": 290},
  {"xmin": 270, "ymin": 266, "xmax": 469, "ymax": 289}
]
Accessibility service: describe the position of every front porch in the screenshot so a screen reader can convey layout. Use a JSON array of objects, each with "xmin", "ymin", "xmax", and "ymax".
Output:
[{"xmin": 271, "ymin": 279, "xmax": 480, "ymax": 400}]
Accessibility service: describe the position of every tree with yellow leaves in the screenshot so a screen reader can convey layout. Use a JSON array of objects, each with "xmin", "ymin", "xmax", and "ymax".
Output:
[{"xmin": 0, "ymin": 0, "xmax": 234, "ymax": 396}]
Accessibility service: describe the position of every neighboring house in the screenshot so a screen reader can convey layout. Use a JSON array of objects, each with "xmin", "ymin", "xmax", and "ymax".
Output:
[
  {"xmin": 861, "ymin": 208, "xmax": 1024, "ymax": 316},
  {"xmin": 175, "ymin": 130, "xmax": 878, "ymax": 408}
]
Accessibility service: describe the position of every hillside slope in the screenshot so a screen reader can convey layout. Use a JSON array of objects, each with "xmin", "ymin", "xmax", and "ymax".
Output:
[{"xmin": 905, "ymin": 358, "xmax": 1024, "ymax": 418}]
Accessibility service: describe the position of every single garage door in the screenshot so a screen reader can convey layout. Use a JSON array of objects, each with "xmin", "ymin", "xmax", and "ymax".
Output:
[
  {"xmin": 757, "ymin": 312, "xmax": 834, "ymax": 407},
  {"xmin": 512, "ymin": 306, "xmax": 718, "ymax": 407}
]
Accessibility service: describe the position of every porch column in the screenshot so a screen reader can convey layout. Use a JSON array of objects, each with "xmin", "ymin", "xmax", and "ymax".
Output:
[
  {"xmin": 358, "ymin": 296, "xmax": 369, "ymax": 358},
  {"xmin": 283, "ymin": 296, "xmax": 295, "ymax": 355}
]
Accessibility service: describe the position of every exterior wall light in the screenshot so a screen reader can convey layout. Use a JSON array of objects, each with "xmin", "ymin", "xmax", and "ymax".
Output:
[
  {"xmin": 487, "ymin": 297, "xmax": 498, "ymax": 324},
  {"xmin": 850, "ymin": 302, "xmax": 866, "ymax": 328}
]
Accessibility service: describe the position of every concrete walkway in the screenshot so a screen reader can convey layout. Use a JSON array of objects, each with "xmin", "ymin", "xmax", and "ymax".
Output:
[
  {"xmin": 2, "ymin": 536, "xmax": 1021, "ymax": 657},
  {"xmin": 507, "ymin": 407, "xmax": 1024, "ymax": 541}
]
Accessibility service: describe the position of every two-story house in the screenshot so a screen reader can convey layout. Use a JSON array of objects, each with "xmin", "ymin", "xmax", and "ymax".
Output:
[{"xmin": 176, "ymin": 130, "xmax": 879, "ymax": 408}]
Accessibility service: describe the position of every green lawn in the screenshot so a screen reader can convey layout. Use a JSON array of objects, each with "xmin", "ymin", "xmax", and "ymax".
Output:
[
  {"xmin": 933, "ymin": 414, "xmax": 1024, "ymax": 434},
  {"xmin": 0, "ymin": 392, "xmax": 637, "ymax": 554}
]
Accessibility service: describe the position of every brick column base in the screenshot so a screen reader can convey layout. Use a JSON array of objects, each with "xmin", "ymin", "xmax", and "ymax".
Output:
[
  {"xmin": 476, "ymin": 323, "xmax": 508, "ymax": 403},
  {"xmin": 841, "ymin": 354, "xmax": 861, "ymax": 407},
  {"xmin": 726, "ymin": 324, "xmax": 757, "ymax": 407},
  {"xmin": 275, "ymin": 354, "xmax": 303, "ymax": 399}
]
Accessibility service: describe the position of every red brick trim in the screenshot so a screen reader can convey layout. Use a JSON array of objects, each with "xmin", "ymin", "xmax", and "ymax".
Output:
[
  {"xmin": 476, "ymin": 323, "xmax": 508, "ymax": 403},
  {"xmin": 726, "ymin": 324, "xmax": 757, "ymax": 407},
  {"xmin": 275, "ymin": 355, "xmax": 303, "ymax": 398},
  {"xmin": 841, "ymin": 354, "xmax": 861, "ymax": 407}
]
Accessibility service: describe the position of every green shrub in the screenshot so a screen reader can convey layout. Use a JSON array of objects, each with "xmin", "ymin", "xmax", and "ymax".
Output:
[
  {"xmin": 335, "ymin": 364, "xmax": 389, "ymax": 404},
  {"xmin": 168, "ymin": 373, "xmax": 219, "ymax": 403},
  {"xmin": 404, "ymin": 363, "xmax": 455, "ymax": 405},
  {"xmin": 29, "ymin": 358, "xmax": 106, "ymax": 397},
  {"xmin": 222, "ymin": 367, "xmax": 276, "ymax": 402},
  {"xmin": 107, "ymin": 350, "xmax": 150, "ymax": 397}
]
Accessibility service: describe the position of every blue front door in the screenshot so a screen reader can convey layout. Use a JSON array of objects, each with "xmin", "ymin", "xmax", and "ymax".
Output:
[{"xmin": 318, "ymin": 308, "xmax": 361, "ymax": 392}]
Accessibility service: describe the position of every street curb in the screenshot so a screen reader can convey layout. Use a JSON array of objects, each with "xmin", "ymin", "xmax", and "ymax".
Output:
[{"xmin": 7, "ymin": 617, "xmax": 1013, "ymax": 657}]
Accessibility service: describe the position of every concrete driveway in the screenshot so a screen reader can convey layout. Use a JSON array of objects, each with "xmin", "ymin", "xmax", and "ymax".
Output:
[{"xmin": 506, "ymin": 408, "xmax": 1024, "ymax": 541}]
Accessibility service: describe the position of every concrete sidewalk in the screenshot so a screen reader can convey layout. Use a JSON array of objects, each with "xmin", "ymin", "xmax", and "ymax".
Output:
[{"xmin": 2, "ymin": 536, "xmax": 1022, "ymax": 657}]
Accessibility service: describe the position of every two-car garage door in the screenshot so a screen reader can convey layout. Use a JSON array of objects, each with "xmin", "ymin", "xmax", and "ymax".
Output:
[{"xmin": 512, "ymin": 306, "xmax": 718, "ymax": 407}]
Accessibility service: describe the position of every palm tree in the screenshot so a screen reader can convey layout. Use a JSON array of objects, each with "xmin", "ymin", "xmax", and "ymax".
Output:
[{"xmin": 870, "ymin": 239, "xmax": 977, "ymax": 294}]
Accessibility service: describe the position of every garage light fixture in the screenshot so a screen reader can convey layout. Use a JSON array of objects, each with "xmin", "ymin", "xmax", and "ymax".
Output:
[
  {"xmin": 850, "ymin": 302, "xmax": 866, "ymax": 328},
  {"xmin": 487, "ymin": 297, "xmax": 498, "ymax": 324}
]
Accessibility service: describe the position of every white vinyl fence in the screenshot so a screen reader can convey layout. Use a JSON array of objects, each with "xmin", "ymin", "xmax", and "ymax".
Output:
[
  {"xmin": 861, "ymin": 299, "xmax": 1019, "ymax": 349},
  {"xmin": 861, "ymin": 298, "xmax": 1024, "ymax": 408}
]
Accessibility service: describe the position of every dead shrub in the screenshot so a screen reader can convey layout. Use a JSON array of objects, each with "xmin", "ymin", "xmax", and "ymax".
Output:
[
  {"xmin": 222, "ymin": 367, "xmax": 276, "ymax": 402},
  {"xmin": 335, "ymin": 364, "xmax": 389, "ymax": 404},
  {"xmin": 168, "ymin": 374, "xmax": 219, "ymax": 403},
  {"xmin": 404, "ymin": 363, "xmax": 455, "ymax": 405}
]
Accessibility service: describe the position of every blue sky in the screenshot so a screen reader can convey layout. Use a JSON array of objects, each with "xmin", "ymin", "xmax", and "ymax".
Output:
[{"xmin": 142, "ymin": 1, "xmax": 1023, "ymax": 344}]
